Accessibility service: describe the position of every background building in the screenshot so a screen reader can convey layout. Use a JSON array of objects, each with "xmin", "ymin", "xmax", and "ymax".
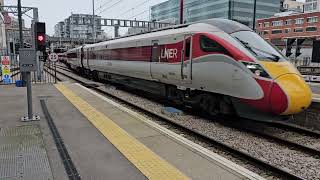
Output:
[
  {"xmin": 257, "ymin": 11, "xmax": 320, "ymax": 65},
  {"xmin": 283, "ymin": 0, "xmax": 304, "ymax": 12},
  {"xmin": 304, "ymin": 0, "xmax": 320, "ymax": 12},
  {"xmin": 54, "ymin": 21, "xmax": 65, "ymax": 37},
  {"xmin": 54, "ymin": 14, "xmax": 103, "ymax": 40},
  {"xmin": 151, "ymin": 0, "xmax": 281, "ymax": 29},
  {"xmin": 257, "ymin": 11, "xmax": 319, "ymax": 43}
]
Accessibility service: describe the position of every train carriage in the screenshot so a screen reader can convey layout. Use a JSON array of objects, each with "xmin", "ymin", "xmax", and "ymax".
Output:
[{"xmin": 66, "ymin": 18, "xmax": 312, "ymax": 121}]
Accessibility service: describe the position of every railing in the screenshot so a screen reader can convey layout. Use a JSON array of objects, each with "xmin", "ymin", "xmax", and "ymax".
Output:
[{"xmin": 0, "ymin": 56, "xmax": 58, "ymax": 85}]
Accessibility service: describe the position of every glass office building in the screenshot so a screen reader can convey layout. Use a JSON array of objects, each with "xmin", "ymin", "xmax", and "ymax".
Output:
[{"xmin": 151, "ymin": 0, "xmax": 281, "ymax": 29}]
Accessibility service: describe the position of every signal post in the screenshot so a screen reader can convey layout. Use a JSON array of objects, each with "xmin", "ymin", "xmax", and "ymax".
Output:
[{"xmin": 20, "ymin": 22, "xmax": 46, "ymax": 121}]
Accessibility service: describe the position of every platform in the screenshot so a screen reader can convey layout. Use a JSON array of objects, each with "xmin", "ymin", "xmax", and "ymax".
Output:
[{"xmin": 0, "ymin": 83, "xmax": 264, "ymax": 180}]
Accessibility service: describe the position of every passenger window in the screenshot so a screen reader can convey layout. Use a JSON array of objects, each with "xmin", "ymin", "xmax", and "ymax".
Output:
[{"xmin": 200, "ymin": 35, "xmax": 228, "ymax": 54}]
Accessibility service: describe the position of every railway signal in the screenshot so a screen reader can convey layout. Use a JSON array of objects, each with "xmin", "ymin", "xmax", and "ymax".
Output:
[{"xmin": 34, "ymin": 22, "xmax": 46, "ymax": 52}]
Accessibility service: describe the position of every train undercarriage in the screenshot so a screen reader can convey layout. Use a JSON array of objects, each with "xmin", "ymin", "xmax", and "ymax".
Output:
[{"xmin": 70, "ymin": 65, "xmax": 235, "ymax": 117}]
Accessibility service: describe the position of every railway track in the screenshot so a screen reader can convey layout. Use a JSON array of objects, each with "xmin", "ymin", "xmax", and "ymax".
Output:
[
  {"xmin": 222, "ymin": 119, "xmax": 320, "ymax": 158},
  {"xmin": 51, "ymin": 64, "xmax": 317, "ymax": 179}
]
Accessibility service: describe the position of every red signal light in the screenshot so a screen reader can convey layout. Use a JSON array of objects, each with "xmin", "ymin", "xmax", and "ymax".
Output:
[{"xmin": 37, "ymin": 35, "xmax": 44, "ymax": 42}]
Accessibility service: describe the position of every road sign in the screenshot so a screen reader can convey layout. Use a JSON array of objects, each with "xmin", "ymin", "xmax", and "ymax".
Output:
[
  {"xmin": 48, "ymin": 53, "xmax": 58, "ymax": 62},
  {"xmin": 1, "ymin": 56, "xmax": 11, "ymax": 84}
]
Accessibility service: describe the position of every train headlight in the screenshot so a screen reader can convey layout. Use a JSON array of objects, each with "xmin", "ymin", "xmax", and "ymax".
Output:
[{"xmin": 242, "ymin": 62, "xmax": 270, "ymax": 78}]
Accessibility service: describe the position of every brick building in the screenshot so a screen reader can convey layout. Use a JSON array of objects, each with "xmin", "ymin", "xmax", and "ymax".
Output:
[
  {"xmin": 257, "ymin": 11, "xmax": 320, "ymax": 43},
  {"xmin": 256, "ymin": 11, "xmax": 320, "ymax": 64}
]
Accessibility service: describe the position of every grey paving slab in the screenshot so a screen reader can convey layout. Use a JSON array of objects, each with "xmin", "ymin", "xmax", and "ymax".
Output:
[
  {"xmin": 67, "ymin": 83, "xmax": 255, "ymax": 180},
  {"xmin": 139, "ymin": 135, "xmax": 241, "ymax": 180},
  {"xmin": 0, "ymin": 125, "xmax": 53, "ymax": 180},
  {"xmin": 0, "ymin": 84, "xmax": 69, "ymax": 180}
]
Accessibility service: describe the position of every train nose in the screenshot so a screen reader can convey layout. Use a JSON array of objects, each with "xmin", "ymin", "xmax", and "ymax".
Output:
[{"xmin": 271, "ymin": 74, "xmax": 312, "ymax": 115}]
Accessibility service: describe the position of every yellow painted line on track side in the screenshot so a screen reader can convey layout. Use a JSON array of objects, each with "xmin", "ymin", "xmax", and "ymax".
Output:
[{"xmin": 55, "ymin": 84, "xmax": 189, "ymax": 180}]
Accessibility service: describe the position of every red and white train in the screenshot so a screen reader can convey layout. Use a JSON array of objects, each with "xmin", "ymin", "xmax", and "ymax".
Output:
[{"xmin": 65, "ymin": 19, "xmax": 312, "ymax": 120}]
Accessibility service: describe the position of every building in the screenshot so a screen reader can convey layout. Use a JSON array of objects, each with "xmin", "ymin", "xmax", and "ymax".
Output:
[
  {"xmin": 54, "ymin": 14, "xmax": 103, "ymax": 40},
  {"xmin": 283, "ymin": 0, "xmax": 304, "ymax": 12},
  {"xmin": 304, "ymin": 0, "xmax": 320, "ymax": 12},
  {"xmin": 257, "ymin": 11, "xmax": 320, "ymax": 42},
  {"xmin": 151, "ymin": 0, "xmax": 281, "ymax": 29},
  {"xmin": 257, "ymin": 11, "xmax": 320, "ymax": 63},
  {"xmin": 151, "ymin": 0, "xmax": 180, "ymax": 24},
  {"xmin": 54, "ymin": 21, "xmax": 65, "ymax": 37}
]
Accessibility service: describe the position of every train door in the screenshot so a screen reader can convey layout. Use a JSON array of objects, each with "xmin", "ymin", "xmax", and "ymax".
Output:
[
  {"xmin": 150, "ymin": 40, "xmax": 159, "ymax": 79},
  {"xmin": 86, "ymin": 48, "xmax": 90, "ymax": 70},
  {"xmin": 181, "ymin": 35, "xmax": 192, "ymax": 83},
  {"xmin": 80, "ymin": 46, "xmax": 84, "ymax": 69}
]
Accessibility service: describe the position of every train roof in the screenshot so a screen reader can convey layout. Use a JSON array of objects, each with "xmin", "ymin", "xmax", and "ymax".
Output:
[
  {"xmin": 200, "ymin": 18, "xmax": 252, "ymax": 34},
  {"xmin": 67, "ymin": 18, "xmax": 252, "ymax": 51}
]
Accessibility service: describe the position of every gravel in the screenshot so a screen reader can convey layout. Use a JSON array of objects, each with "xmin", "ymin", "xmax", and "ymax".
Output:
[
  {"xmin": 263, "ymin": 127, "xmax": 320, "ymax": 150},
  {"xmin": 57, "ymin": 64, "xmax": 320, "ymax": 180}
]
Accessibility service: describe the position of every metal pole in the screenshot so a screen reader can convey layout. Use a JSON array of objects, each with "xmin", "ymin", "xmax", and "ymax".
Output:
[
  {"xmin": 180, "ymin": 0, "xmax": 183, "ymax": 24},
  {"xmin": 92, "ymin": 0, "xmax": 96, "ymax": 42},
  {"xmin": 18, "ymin": 0, "xmax": 23, "ymax": 47},
  {"xmin": 54, "ymin": 62, "xmax": 57, "ymax": 84},
  {"xmin": 26, "ymin": 72, "xmax": 33, "ymax": 119},
  {"xmin": 18, "ymin": 0, "xmax": 26, "ymax": 84},
  {"xmin": 252, "ymin": 0, "xmax": 257, "ymax": 30}
]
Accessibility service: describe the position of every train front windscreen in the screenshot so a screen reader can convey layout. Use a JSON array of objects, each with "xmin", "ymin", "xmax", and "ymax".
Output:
[{"xmin": 231, "ymin": 31, "xmax": 286, "ymax": 62}]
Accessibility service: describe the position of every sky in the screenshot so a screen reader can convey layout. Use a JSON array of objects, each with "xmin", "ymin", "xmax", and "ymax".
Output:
[
  {"xmin": 4, "ymin": 0, "xmax": 168, "ymax": 36},
  {"xmin": 4, "ymin": 0, "xmax": 306, "ymax": 36}
]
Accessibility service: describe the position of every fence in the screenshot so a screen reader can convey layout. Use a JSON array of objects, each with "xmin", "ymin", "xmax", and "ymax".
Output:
[{"xmin": 0, "ymin": 55, "xmax": 57, "ymax": 85}]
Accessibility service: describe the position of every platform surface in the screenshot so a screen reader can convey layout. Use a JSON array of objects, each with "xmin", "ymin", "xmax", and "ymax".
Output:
[
  {"xmin": 0, "ymin": 125, "xmax": 53, "ymax": 180},
  {"xmin": 0, "ymin": 84, "xmax": 144, "ymax": 180},
  {"xmin": 0, "ymin": 83, "xmax": 264, "ymax": 180}
]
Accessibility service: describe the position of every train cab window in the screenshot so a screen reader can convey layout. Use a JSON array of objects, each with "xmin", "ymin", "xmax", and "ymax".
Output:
[{"xmin": 200, "ymin": 35, "xmax": 227, "ymax": 54}]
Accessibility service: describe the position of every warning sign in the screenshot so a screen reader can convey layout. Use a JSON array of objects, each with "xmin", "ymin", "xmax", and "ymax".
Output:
[{"xmin": 1, "ymin": 56, "xmax": 11, "ymax": 84}]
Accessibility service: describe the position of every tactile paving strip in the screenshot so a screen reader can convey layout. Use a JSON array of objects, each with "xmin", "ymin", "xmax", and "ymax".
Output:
[
  {"xmin": 0, "ymin": 125, "xmax": 53, "ymax": 180},
  {"xmin": 55, "ymin": 83, "xmax": 189, "ymax": 180}
]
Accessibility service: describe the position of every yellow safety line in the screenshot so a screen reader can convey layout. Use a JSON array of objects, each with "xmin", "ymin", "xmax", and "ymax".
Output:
[{"xmin": 55, "ymin": 84, "xmax": 189, "ymax": 180}]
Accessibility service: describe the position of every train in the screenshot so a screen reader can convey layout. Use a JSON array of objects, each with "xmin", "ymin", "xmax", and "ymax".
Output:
[{"xmin": 64, "ymin": 18, "xmax": 312, "ymax": 121}]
